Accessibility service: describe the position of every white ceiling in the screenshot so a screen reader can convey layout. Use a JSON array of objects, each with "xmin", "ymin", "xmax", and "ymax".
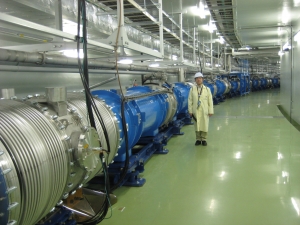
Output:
[
  {"xmin": 233, "ymin": 0, "xmax": 299, "ymax": 48},
  {"xmin": 162, "ymin": 0, "xmax": 300, "ymax": 50}
]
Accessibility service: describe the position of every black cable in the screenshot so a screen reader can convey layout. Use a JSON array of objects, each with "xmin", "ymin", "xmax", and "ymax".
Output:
[
  {"xmin": 165, "ymin": 81, "xmax": 172, "ymax": 88},
  {"xmin": 81, "ymin": 0, "xmax": 96, "ymax": 129},
  {"xmin": 76, "ymin": 1, "xmax": 111, "ymax": 224},
  {"xmin": 77, "ymin": 0, "xmax": 110, "ymax": 153}
]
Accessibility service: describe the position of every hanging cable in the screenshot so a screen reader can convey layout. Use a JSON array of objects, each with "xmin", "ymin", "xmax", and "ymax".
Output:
[
  {"xmin": 76, "ymin": 1, "xmax": 111, "ymax": 223},
  {"xmin": 110, "ymin": 0, "xmax": 130, "ymax": 191}
]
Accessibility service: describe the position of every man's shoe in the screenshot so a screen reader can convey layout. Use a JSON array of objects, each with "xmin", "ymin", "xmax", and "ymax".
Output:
[
  {"xmin": 195, "ymin": 140, "xmax": 202, "ymax": 146},
  {"xmin": 202, "ymin": 141, "xmax": 207, "ymax": 146}
]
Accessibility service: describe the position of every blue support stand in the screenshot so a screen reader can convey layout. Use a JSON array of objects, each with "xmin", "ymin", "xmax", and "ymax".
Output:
[
  {"xmin": 213, "ymin": 97, "xmax": 220, "ymax": 104},
  {"xmin": 106, "ymin": 113, "xmax": 192, "ymax": 187},
  {"xmin": 37, "ymin": 207, "xmax": 76, "ymax": 225}
]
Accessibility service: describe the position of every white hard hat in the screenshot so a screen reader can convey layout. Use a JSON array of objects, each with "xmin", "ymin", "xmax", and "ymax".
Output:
[{"xmin": 194, "ymin": 72, "xmax": 203, "ymax": 79}]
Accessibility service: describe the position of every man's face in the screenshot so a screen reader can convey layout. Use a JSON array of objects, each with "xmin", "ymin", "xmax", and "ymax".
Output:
[{"xmin": 195, "ymin": 77, "xmax": 203, "ymax": 85}]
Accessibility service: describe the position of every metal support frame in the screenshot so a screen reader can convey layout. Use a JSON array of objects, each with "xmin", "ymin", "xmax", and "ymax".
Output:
[
  {"xmin": 0, "ymin": 13, "xmax": 113, "ymax": 50},
  {"xmin": 193, "ymin": 27, "xmax": 196, "ymax": 64},
  {"xmin": 218, "ymin": 42, "xmax": 220, "ymax": 67},
  {"xmin": 178, "ymin": 68, "xmax": 185, "ymax": 82},
  {"xmin": 0, "ymin": 13, "xmax": 114, "ymax": 51},
  {"xmin": 179, "ymin": 13, "xmax": 183, "ymax": 62},
  {"xmin": 0, "ymin": 42, "xmax": 83, "ymax": 52},
  {"xmin": 101, "ymin": 0, "xmax": 163, "ymax": 58},
  {"xmin": 158, "ymin": 0, "xmax": 164, "ymax": 57},
  {"xmin": 37, "ymin": 207, "xmax": 76, "ymax": 225},
  {"xmin": 210, "ymin": 33, "xmax": 213, "ymax": 70},
  {"xmin": 203, "ymin": 36, "xmax": 205, "ymax": 68},
  {"xmin": 54, "ymin": 0, "xmax": 63, "ymax": 42},
  {"xmin": 97, "ymin": 114, "xmax": 192, "ymax": 187}
]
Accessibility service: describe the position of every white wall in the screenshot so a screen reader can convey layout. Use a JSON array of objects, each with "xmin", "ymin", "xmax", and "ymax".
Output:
[{"xmin": 280, "ymin": 17, "xmax": 300, "ymax": 125}]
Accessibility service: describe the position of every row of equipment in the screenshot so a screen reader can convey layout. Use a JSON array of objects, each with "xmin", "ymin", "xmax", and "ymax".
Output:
[{"xmin": 0, "ymin": 74, "xmax": 279, "ymax": 225}]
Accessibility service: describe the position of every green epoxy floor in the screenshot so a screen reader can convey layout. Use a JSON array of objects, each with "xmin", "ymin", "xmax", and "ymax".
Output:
[{"xmin": 100, "ymin": 89, "xmax": 300, "ymax": 225}]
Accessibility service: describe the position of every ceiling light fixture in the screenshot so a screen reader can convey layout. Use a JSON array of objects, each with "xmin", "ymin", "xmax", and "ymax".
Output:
[
  {"xmin": 199, "ymin": 0, "xmax": 205, "ymax": 19},
  {"xmin": 118, "ymin": 59, "xmax": 133, "ymax": 64},
  {"xmin": 283, "ymin": 42, "xmax": 291, "ymax": 51},
  {"xmin": 149, "ymin": 63, "xmax": 159, "ymax": 67},
  {"xmin": 281, "ymin": 7, "xmax": 290, "ymax": 24},
  {"xmin": 190, "ymin": 0, "xmax": 208, "ymax": 19},
  {"xmin": 205, "ymin": 20, "xmax": 217, "ymax": 33},
  {"xmin": 172, "ymin": 55, "xmax": 178, "ymax": 60},
  {"xmin": 61, "ymin": 49, "xmax": 84, "ymax": 58},
  {"xmin": 218, "ymin": 36, "xmax": 225, "ymax": 44}
]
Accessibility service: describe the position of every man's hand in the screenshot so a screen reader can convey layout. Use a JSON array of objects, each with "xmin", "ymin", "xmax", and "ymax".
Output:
[
  {"xmin": 189, "ymin": 113, "xmax": 193, "ymax": 117},
  {"xmin": 208, "ymin": 114, "xmax": 213, "ymax": 117}
]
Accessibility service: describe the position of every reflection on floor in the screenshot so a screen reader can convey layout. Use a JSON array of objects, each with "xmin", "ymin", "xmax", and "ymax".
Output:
[{"xmin": 100, "ymin": 89, "xmax": 300, "ymax": 225}]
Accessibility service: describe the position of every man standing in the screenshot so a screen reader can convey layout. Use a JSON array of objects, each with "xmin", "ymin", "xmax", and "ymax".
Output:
[{"xmin": 188, "ymin": 72, "xmax": 214, "ymax": 146}]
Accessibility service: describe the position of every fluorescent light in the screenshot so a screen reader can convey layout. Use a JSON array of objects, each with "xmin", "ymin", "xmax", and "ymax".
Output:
[
  {"xmin": 118, "ymin": 59, "xmax": 133, "ymax": 64},
  {"xmin": 204, "ymin": 9, "xmax": 210, "ymax": 16},
  {"xmin": 190, "ymin": 6, "xmax": 200, "ymax": 15},
  {"xmin": 149, "ymin": 63, "xmax": 159, "ymax": 67},
  {"xmin": 61, "ymin": 49, "xmax": 84, "ymax": 58},
  {"xmin": 205, "ymin": 21, "xmax": 217, "ymax": 33},
  {"xmin": 278, "ymin": 50, "xmax": 284, "ymax": 56},
  {"xmin": 199, "ymin": 1, "xmax": 205, "ymax": 19},
  {"xmin": 190, "ymin": 1, "xmax": 206, "ymax": 19},
  {"xmin": 281, "ymin": 8, "xmax": 290, "ymax": 24},
  {"xmin": 218, "ymin": 36, "xmax": 225, "ymax": 44},
  {"xmin": 294, "ymin": 31, "xmax": 300, "ymax": 42},
  {"xmin": 283, "ymin": 42, "xmax": 291, "ymax": 50}
]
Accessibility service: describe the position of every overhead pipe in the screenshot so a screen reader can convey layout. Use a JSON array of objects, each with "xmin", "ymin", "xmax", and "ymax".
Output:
[
  {"xmin": 232, "ymin": 48, "xmax": 280, "ymax": 56},
  {"xmin": 0, "ymin": 49, "xmax": 178, "ymax": 73},
  {"xmin": 0, "ymin": 65, "xmax": 156, "ymax": 75}
]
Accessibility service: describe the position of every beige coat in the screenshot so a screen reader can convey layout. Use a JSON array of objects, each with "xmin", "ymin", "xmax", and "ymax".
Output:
[{"xmin": 188, "ymin": 84, "xmax": 214, "ymax": 132}]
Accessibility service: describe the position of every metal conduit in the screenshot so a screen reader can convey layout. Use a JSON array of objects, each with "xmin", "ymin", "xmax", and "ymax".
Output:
[
  {"xmin": 0, "ymin": 65, "xmax": 157, "ymax": 75},
  {"xmin": 0, "ymin": 49, "xmax": 178, "ymax": 73}
]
